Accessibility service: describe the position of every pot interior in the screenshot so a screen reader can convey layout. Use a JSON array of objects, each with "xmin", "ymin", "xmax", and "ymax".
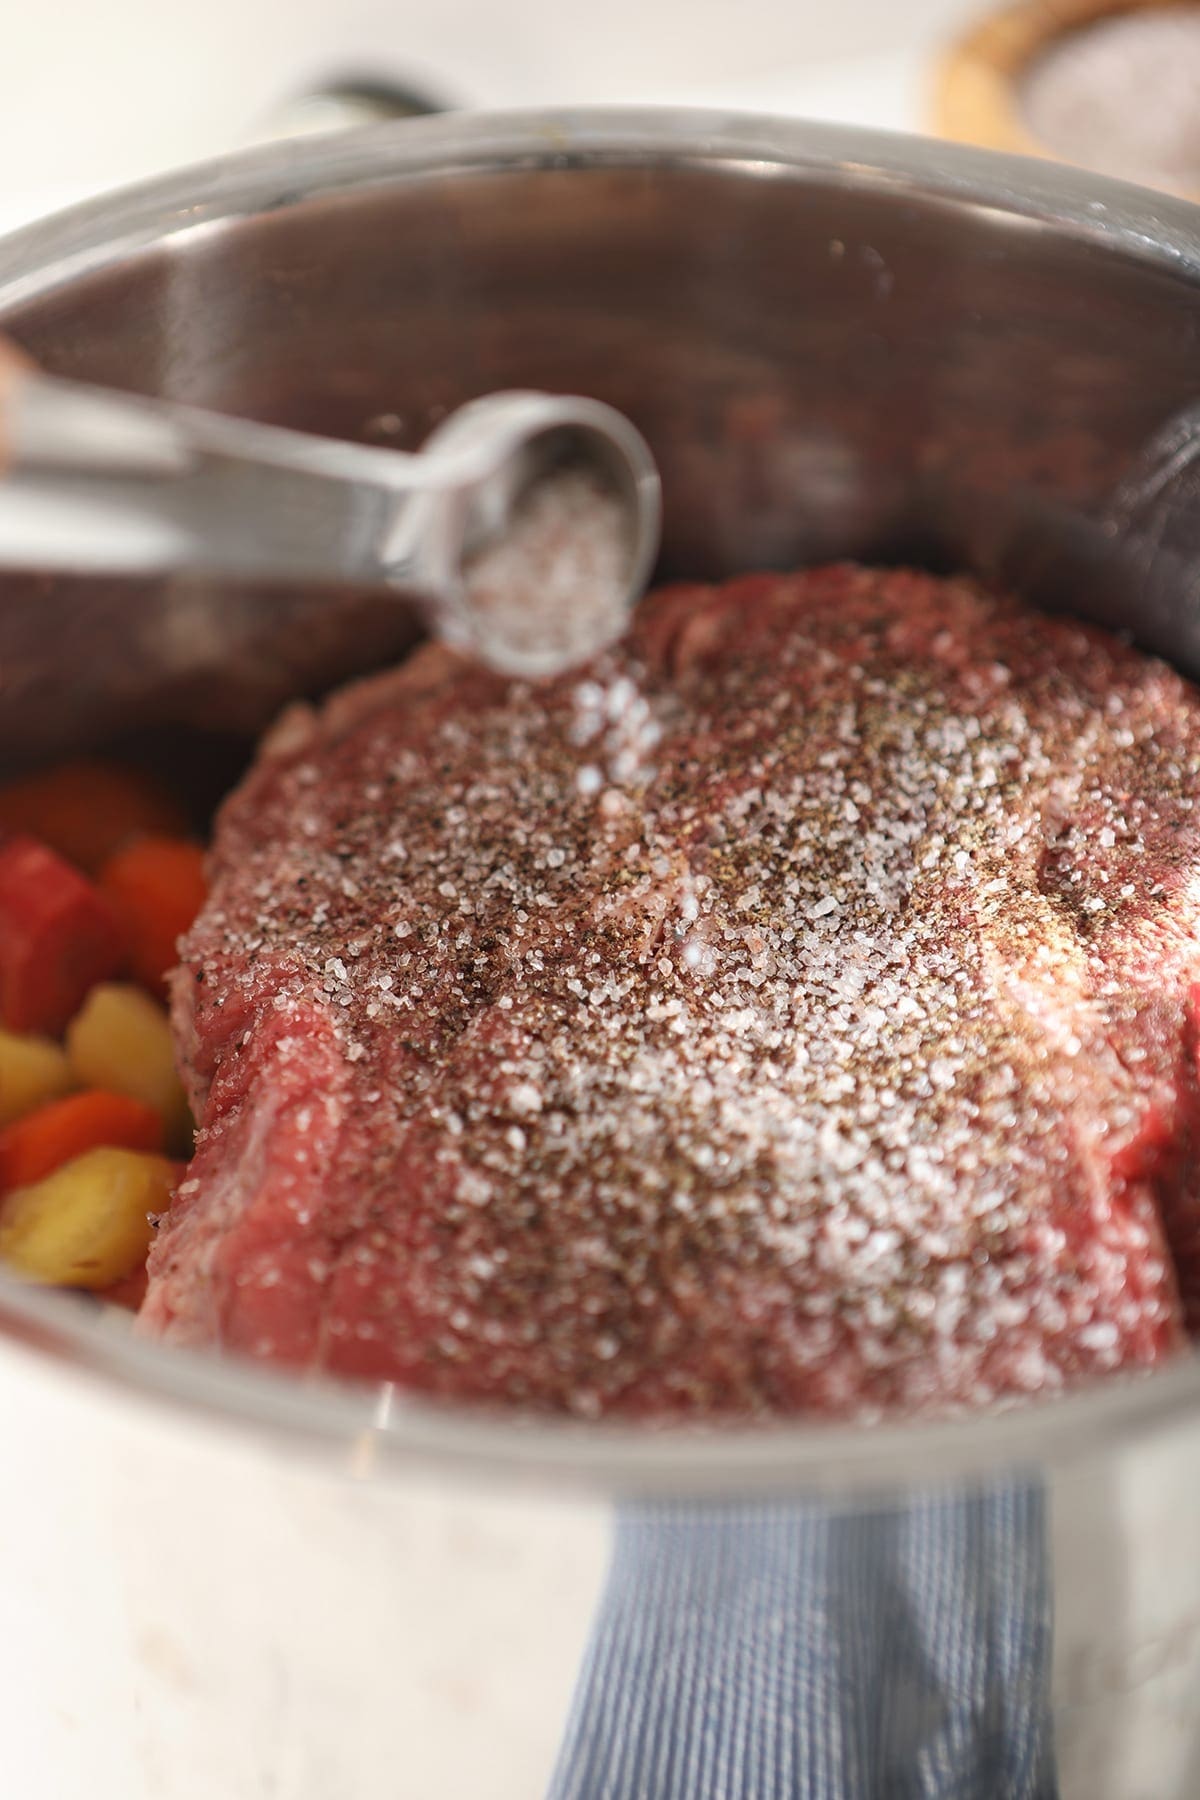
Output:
[
  {"xmin": 2, "ymin": 127, "xmax": 1199, "ymax": 776},
  {"xmin": 1, "ymin": 114, "xmax": 1200, "ymax": 1488}
]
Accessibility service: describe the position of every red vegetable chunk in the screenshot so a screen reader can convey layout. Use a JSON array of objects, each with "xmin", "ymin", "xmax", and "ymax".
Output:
[{"xmin": 0, "ymin": 835, "xmax": 126, "ymax": 1034}]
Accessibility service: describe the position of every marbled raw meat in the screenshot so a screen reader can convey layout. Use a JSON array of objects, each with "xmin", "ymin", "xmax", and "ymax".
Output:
[{"xmin": 142, "ymin": 566, "xmax": 1200, "ymax": 1419}]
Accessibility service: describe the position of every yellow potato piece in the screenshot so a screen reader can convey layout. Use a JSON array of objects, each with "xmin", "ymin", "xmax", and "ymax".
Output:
[
  {"xmin": 66, "ymin": 983, "xmax": 191, "ymax": 1150},
  {"xmin": 0, "ymin": 1028, "xmax": 75, "ymax": 1129},
  {"xmin": 0, "ymin": 1146, "xmax": 173, "ymax": 1288}
]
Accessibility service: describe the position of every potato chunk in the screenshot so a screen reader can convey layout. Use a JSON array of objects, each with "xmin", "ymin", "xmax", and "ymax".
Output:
[
  {"xmin": 0, "ymin": 1146, "xmax": 173, "ymax": 1288},
  {"xmin": 0, "ymin": 1028, "xmax": 74, "ymax": 1129},
  {"xmin": 66, "ymin": 983, "xmax": 190, "ymax": 1147}
]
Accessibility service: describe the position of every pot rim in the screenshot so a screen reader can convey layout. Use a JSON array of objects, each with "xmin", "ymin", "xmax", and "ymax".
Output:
[{"xmin": 2, "ymin": 105, "xmax": 1199, "ymax": 1496}]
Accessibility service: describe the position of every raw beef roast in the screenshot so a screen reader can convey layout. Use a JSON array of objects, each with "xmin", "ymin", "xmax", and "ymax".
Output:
[{"xmin": 142, "ymin": 566, "xmax": 1200, "ymax": 1418}]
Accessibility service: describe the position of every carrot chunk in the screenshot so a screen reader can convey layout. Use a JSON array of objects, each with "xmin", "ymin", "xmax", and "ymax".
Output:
[
  {"xmin": 0, "ymin": 836, "xmax": 126, "ymax": 1034},
  {"xmin": 0, "ymin": 1089, "xmax": 163, "ymax": 1192},
  {"xmin": 98, "ymin": 836, "xmax": 207, "ymax": 998},
  {"xmin": 0, "ymin": 759, "xmax": 187, "ymax": 875}
]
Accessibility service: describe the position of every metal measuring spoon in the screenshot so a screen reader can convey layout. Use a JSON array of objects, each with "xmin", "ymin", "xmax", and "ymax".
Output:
[{"xmin": 0, "ymin": 340, "xmax": 661, "ymax": 678}]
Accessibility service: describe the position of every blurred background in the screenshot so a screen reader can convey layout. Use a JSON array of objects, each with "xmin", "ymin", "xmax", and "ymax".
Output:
[
  {"xmin": 0, "ymin": 0, "xmax": 953, "ymax": 227},
  {"xmin": 1, "ymin": 0, "xmax": 1198, "ymax": 228}
]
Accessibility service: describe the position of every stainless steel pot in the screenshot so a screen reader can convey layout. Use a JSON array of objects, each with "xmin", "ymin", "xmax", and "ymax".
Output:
[{"xmin": 1, "ymin": 109, "xmax": 1199, "ymax": 1800}]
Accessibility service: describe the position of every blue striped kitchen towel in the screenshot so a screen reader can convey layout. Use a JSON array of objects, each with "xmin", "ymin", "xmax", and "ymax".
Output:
[{"xmin": 548, "ymin": 1486, "xmax": 1056, "ymax": 1799}]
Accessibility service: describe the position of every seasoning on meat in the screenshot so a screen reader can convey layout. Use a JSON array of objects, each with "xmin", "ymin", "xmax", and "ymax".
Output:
[{"xmin": 142, "ymin": 565, "xmax": 1200, "ymax": 1419}]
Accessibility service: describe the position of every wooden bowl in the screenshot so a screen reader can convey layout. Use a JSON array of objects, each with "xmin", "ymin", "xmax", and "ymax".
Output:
[{"xmin": 933, "ymin": 0, "xmax": 1200, "ymax": 197}]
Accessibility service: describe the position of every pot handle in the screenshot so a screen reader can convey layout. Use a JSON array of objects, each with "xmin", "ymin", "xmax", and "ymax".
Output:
[{"xmin": 248, "ymin": 72, "xmax": 450, "ymax": 145}]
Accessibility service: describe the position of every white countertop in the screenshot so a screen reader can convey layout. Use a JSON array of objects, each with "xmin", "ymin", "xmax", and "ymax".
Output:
[{"xmin": 0, "ymin": 1, "xmax": 970, "ymax": 233}]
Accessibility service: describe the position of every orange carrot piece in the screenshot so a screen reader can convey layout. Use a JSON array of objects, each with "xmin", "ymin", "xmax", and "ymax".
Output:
[
  {"xmin": 0, "ymin": 1089, "xmax": 164, "ymax": 1192},
  {"xmin": 99, "ymin": 837, "xmax": 207, "ymax": 999},
  {"xmin": 0, "ymin": 836, "xmax": 127, "ymax": 1034},
  {"xmin": 0, "ymin": 759, "xmax": 187, "ymax": 875}
]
